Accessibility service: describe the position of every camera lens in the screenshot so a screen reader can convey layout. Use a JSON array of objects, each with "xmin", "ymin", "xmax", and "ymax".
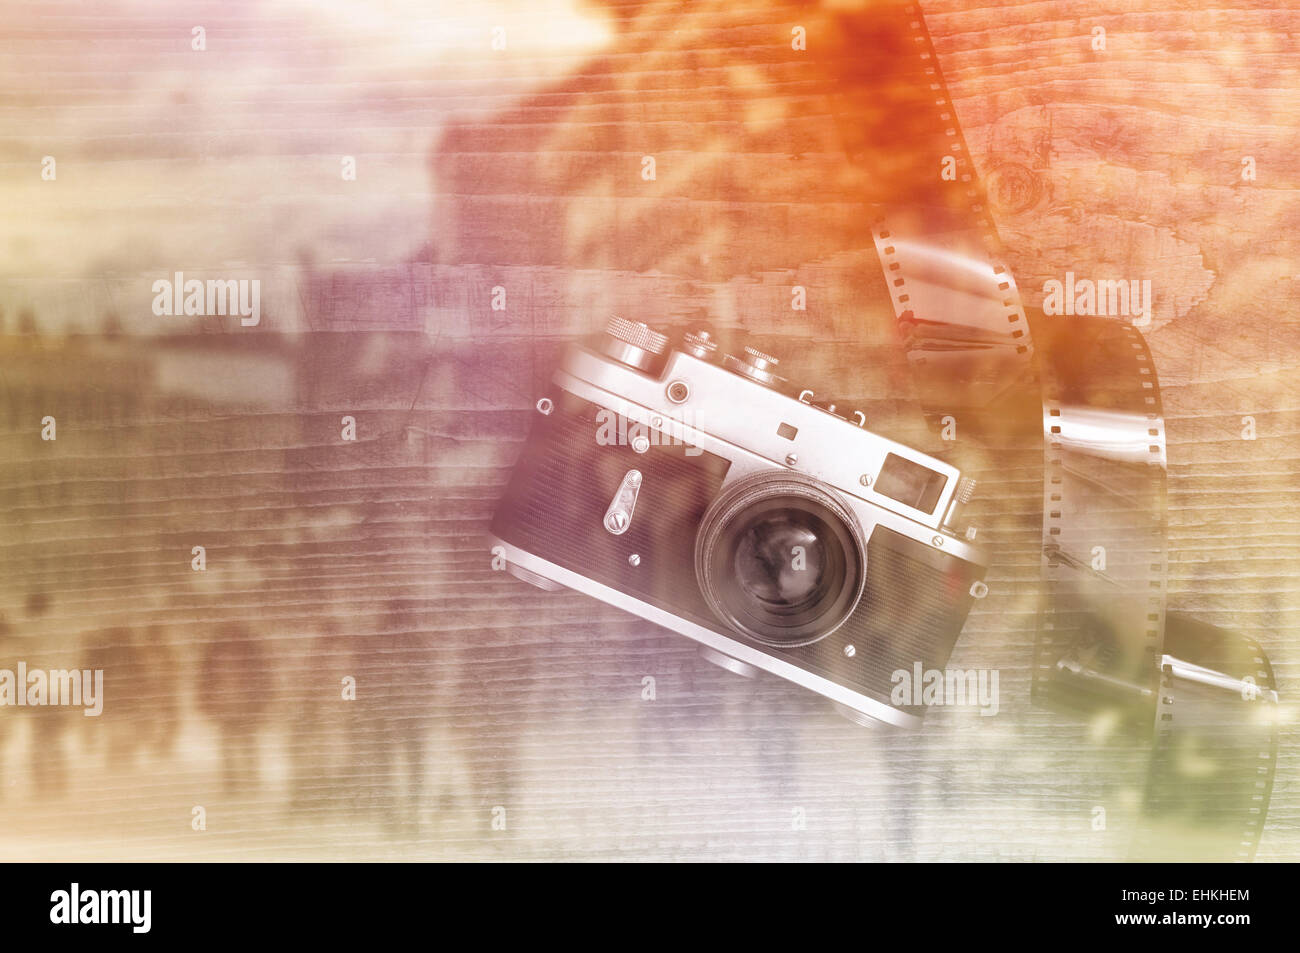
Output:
[
  {"xmin": 696, "ymin": 470, "xmax": 866, "ymax": 647},
  {"xmin": 734, "ymin": 511, "xmax": 830, "ymax": 607}
]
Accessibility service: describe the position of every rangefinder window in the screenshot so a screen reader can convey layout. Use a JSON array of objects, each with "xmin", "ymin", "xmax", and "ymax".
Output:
[{"xmin": 875, "ymin": 453, "xmax": 947, "ymax": 514}]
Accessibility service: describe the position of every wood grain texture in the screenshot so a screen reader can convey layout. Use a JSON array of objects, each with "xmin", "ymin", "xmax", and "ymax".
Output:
[{"xmin": 0, "ymin": 0, "xmax": 1295, "ymax": 860}]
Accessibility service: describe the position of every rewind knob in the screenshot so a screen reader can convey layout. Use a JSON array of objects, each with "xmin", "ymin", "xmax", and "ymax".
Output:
[{"xmin": 602, "ymin": 317, "xmax": 669, "ymax": 372}]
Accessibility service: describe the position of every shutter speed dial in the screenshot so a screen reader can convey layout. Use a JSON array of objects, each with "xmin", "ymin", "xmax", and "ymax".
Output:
[
  {"xmin": 724, "ymin": 345, "xmax": 786, "ymax": 389},
  {"xmin": 682, "ymin": 328, "xmax": 720, "ymax": 361}
]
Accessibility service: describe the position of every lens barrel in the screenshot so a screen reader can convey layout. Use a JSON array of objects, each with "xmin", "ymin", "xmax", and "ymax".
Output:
[{"xmin": 695, "ymin": 469, "xmax": 867, "ymax": 647}]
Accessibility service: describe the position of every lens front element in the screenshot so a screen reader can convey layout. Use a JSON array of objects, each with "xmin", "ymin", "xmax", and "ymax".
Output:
[{"xmin": 696, "ymin": 470, "xmax": 867, "ymax": 647}]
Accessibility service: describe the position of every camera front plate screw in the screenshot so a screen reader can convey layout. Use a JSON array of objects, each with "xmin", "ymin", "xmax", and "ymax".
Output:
[
  {"xmin": 632, "ymin": 434, "xmax": 650, "ymax": 454},
  {"xmin": 785, "ymin": 453, "xmax": 798, "ymax": 466},
  {"xmin": 606, "ymin": 513, "xmax": 628, "ymax": 533},
  {"xmin": 535, "ymin": 397, "xmax": 553, "ymax": 416},
  {"xmin": 932, "ymin": 535, "xmax": 944, "ymax": 547},
  {"xmin": 843, "ymin": 644, "xmax": 856, "ymax": 658},
  {"xmin": 859, "ymin": 474, "xmax": 871, "ymax": 487},
  {"xmin": 628, "ymin": 553, "xmax": 641, "ymax": 567}
]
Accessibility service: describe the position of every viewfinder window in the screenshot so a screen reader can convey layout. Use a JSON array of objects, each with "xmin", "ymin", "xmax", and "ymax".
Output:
[{"xmin": 874, "ymin": 453, "xmax": 947, "ymax": 514}]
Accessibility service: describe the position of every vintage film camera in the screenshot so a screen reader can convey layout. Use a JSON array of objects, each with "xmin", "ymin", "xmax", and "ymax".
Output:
[{"xmin": 490, "ymin": 317, "xmax": 988, "ymax": 727}]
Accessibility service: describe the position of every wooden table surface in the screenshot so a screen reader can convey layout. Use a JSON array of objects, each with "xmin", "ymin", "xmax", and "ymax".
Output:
[{"xmin": 0, "ymin": 0, "xmax": 1295, "ymax": 860}]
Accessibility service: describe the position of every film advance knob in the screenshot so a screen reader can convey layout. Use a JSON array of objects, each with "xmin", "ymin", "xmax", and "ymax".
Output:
[
  {"xmin": 602, "ymin": 317, "xmax": 670, "ymax": 372},
  {"xmin": 724, "ymin": 345, "xmax": 785, "ymax": 388}
]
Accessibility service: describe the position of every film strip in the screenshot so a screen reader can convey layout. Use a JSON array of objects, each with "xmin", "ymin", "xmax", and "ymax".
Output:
[
  {"xmin": 833, "ymin": 3, "xmax": 1038, "ymax": 423},
  {"xmin": 1032, "ymin": 315, "xmax": 1168, "ymax": 723},
  {"xmin": 1129, "ymin": 613, "xmax": 1281, "ymax": 861},
  {"xmin": 839, "ymin": 1, "xmax": 1280, "ymax": 860}
]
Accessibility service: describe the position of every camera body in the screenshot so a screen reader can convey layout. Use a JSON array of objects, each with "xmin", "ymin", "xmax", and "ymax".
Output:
[{"xmin": 490, "ymin": 319, "xmax": 989, "ymax": 726}]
